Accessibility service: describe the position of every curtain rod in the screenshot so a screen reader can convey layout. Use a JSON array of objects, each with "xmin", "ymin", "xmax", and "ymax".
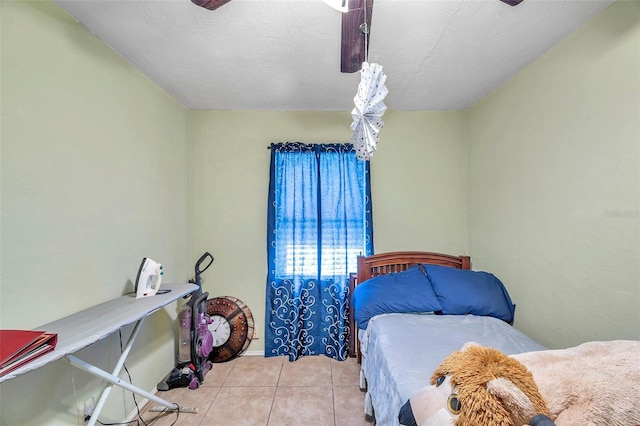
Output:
[{"xmin": 267, "ymin": 142, "xmax": 352, "ymax": 149}]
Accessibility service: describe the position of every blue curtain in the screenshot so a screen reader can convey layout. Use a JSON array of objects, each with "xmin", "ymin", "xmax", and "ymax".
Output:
[{"xmin": 265, "ymin": 142, "xmax": 373, "ymax": 361}]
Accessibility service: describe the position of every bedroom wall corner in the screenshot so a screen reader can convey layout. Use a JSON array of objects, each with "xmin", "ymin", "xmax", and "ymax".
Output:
[
  {"xmin": 467, "ymin": 0, "xmax": 639, "ymax": 348},
  {"xmin": 1, "ymin": 1, "xmax": 190, "ymax": 424}
]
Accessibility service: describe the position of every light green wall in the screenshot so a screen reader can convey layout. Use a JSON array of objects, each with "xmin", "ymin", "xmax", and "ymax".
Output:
[
  {"xmin": 468, "ymin": 0, "xmax": 640, "ymax": 348},
  {"xmin": 1, "ymin": 1, "xmax": 190, "ymax": 424},
  {"xmin": 369, "ymin": 112, "xmax": 469, "ymax": 255},
  {"xmin": 2, "ymin": 0, "xmax": 638, "ymax": 424},
  {"xmin": 189, "ymin": 110, "xmax": 469, "ymax": 352}
]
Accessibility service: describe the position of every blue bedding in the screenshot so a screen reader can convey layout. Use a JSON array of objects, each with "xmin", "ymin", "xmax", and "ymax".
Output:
[
  {"xmin": 352, "ymin": 264, "xmax": 517, "ymax": 329},
  {"xmin": 422, "ymin": 264, "xmax": 516, "ymax": 324},
  {"xmin": 359, "ymin": 314, "xmax": 546, "ymax": 426},
  {"xmin": 352, "ymin": 264, "xmax": 537, "ymax": 424},
  {"xmin": 352, "ymin": 265, "xmax": 442, "ymax": 329}
]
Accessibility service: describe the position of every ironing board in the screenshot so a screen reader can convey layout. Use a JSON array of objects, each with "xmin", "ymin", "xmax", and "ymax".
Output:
[{"xmin": 0, "ymin": 283, "xmax": 197, "ymax": 426}]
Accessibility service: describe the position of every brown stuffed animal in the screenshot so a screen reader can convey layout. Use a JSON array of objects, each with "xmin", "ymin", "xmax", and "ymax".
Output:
[
  {"xmin": 399, "ymin": 343, "xmax": 549, "ymax": 426},
  {"xmin": 399, "ymin": 340, "xmax": 640, "ymax": 426}
]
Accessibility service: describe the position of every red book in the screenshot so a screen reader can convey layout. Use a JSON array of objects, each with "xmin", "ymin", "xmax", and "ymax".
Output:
[{"xmin": 0, "ymin": 330, "xmax": 58, "ymax": 377}]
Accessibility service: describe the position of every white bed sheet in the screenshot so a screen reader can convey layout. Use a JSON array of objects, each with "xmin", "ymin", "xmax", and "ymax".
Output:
[{"xmin": 359, "ymin": 313, "xmax": 546, "ymax": 426}]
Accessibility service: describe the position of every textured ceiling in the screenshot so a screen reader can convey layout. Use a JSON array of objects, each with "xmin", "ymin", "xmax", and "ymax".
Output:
[{"xmin": 53, "ymin": 0, "xmax": 615, "ymax": 111}]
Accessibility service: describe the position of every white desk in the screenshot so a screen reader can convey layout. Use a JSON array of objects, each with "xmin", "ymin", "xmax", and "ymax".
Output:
[{"xmin": 0, "ymin": 283, "xmax": 197, "ymax": 425}]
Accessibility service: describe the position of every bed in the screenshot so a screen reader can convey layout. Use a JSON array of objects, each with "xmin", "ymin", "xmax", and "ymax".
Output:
[{"xmin": 348, "ymin": 251, "xmax": 546, "ymax": 426}]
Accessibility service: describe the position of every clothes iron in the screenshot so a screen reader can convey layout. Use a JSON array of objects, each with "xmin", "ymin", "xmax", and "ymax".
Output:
[{"xmin": 134, "ymin": 257, "xmax": 163, "ymax": 298}]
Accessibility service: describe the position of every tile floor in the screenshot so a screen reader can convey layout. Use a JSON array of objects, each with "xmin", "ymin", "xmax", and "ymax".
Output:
[{"xmin": 139, "ymin": 355, "xmax": 374, "ymax": 426}]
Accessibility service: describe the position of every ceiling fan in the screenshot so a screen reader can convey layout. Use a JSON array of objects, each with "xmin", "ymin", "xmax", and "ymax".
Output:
[
  {"xmin": 191, "ymin": 0, "xmax": 232, "ymax": 10},
  {"xmin": 191, "ymin": 0, "xmax": 524, "ymax": 73},
  {"xmin": 337, "ymin": 0, "xmax": 524, "ymax": 72}
]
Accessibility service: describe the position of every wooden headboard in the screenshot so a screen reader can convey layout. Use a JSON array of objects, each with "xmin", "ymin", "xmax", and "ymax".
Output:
[
  {"xmin": 348, "ymin": 251, "xmax": 471, "ymax": 359},
  {"xmin": 357, "ymin": 251, "xmax": 471, "ymax": 282}
]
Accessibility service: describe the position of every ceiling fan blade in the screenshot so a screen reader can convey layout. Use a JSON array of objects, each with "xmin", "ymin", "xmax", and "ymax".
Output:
[
  {"xmin": 499, "ymin": 0, "xmax": 524, "ymax": 6},
  {"xmin": 341, "ymin": 0, "xmax": 375, "ymax": 73},
  {"xmin": 191, "ymin": 0, "xmax": 233, "ymax": 11}
]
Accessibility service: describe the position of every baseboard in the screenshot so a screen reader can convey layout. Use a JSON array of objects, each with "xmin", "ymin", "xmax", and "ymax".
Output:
[
  {"xmin": 124, "ymin": 388, "xmax": 155, "ymax": 423},
  {"xmin": 242, "ymin": 350, "xmax": 265, "ymax": 357}
]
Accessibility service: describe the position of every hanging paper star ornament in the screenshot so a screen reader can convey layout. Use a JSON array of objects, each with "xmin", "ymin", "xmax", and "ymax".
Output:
[{"xmin": 350, "ymin": 62, "xmax": 388, "ymax": 161}]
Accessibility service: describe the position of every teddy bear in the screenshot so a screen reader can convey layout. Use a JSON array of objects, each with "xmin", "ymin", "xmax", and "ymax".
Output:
[{"xmin": 398, "ymin": 340, "xmax": 640, "ymax": 426}]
